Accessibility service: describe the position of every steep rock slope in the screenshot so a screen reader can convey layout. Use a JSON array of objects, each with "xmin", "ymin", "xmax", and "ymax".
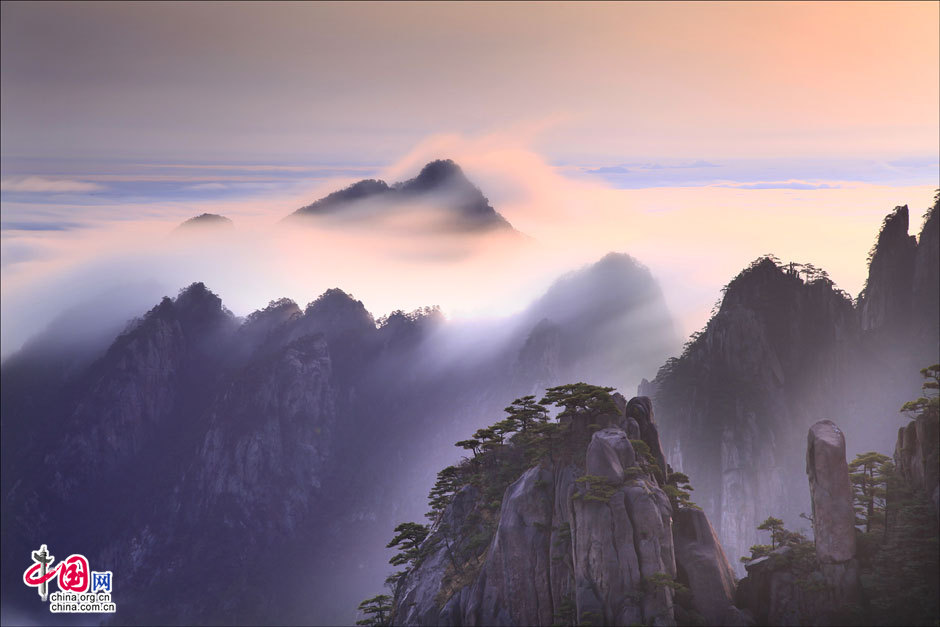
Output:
[
  {"xmin": 645, "ymin": 201, "xmax": 939, "ymax": 568},
  {"xmin": 644, "ymin": 257, "xmax": 860, "ymax": 568},
  {"xmin": 392, "ymin": 396, "xmax": 746, "ymax": 627},
  {"xmin": 894, "ymin": 410, "xmax": 940, "ymax": 518}
]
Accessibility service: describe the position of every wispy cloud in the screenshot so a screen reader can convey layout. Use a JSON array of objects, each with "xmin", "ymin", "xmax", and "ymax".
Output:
[
  {"xmin": 586, "ymin": 165, "xmax": 632, "ymax": 175},
  {"xmin": 0, "ymin": 221, "xmax": 86, "ymax": 231},
  {"xmin": 184, "ymin": 182, "xmax": 229, "ymax": 191},
  {"xmin": 583, "ymin": 161, "xmax": 721, "ymax": 175},
  {"xmin": 0, "ymin": 176, "xmax": 104, "ymax": 193},
  {"xmin": 715, "ymin": 180, "xmax": 840, "ymax": 190}
]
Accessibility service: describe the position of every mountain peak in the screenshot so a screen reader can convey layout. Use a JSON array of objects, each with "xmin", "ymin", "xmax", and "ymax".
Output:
[
  {"xmin": 173, "ymin": 282, "xmax": 232, "ymax": 329},
  {"xmin": 289, "ymin": 159, "xmax": 514, "ymax": 232},
  {"xmin": 304, "ymin": 287, "xmax": 360, "ymax": 313},
  {"xmin": 302, "ymin": 288, "xmax": 376, "ymax": 335},
  {"xmin": 397, "ymin": 159, "xmax": 466, "ymax": 192},
  {"xmin": 867, "ymin": 205, "xmax": 913, "ymax": 262},
  {"xmin": 173, "ymin": 213, "xmax": 234, "ymax": 233}
]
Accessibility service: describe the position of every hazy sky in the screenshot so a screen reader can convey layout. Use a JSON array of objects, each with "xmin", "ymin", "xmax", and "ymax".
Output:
[
  {"xmin": 1, "ymin": 1, "xmax": 938, "ymax": 356},
  {"xmin": 2, "ymin": 1, "xmax": 939, "ymax": 163}
]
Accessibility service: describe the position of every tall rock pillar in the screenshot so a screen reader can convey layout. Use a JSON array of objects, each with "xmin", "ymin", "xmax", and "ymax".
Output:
[{"xmin": 806, "ymin": 420, "xmax": 859, "ymax": 604}]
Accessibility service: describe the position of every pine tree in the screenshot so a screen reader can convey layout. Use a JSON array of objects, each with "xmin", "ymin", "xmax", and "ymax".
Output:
[
  {"xmin": 540, "ymin": 383, "xmax": 617, "ymax": 422},
  {"xmin": 386, "ymin": 522, "xmax": 429, "ymax": 567},
  {"xmin": 455, "ymin": 438, "xmax": 481, "ymax": 458},
  {"xmin": 426, "ymin": 466, "xmax": 462, "ymax": 520},
  {"xmin": 503, "ymin": 395, "xmax": 550, "ymax": 432},
  {"xmin": 757, "ymin": 516, "xmax": 785, "ymax": 550},
  {"xmin": 356, "ymin": 594, "xmax": 392, "ymax": 626},
  {"xmin": 848, "ymin": 451, "xmax": 892, "ymax": 533},
  {"xmin": 900, "ymin": 364, "xmax": 939, "ymax": 421}
]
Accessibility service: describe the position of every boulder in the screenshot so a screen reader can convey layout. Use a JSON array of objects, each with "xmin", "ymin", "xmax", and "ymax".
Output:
[
  {"xmin": 806, "ymin": 420, "xmax": 859, "ymax": 604},
  {"xmin": 806, "ymin": 420, "xmax": 856, "ymax": 564}
]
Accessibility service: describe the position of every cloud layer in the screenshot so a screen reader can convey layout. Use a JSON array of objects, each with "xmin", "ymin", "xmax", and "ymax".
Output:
[{"xmin": 2, "ymin": 132, "xmax": 936, "ymax": 360}]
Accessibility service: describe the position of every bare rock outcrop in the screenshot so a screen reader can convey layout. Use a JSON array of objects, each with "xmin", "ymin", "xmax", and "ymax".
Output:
[
  {"xmin": 806, "ymin": 420, "xmax": 859, "ymax": 603},
  {"xmin": 895, "ymin": 413, "xmax": 940, "ymax": 519},
  {"xmin": 673, "ymin": 507, "xmax": 749, "ymax": 626},
  {"xmin": 393, "ymin": 399, "xmax": 745, "ymax": 626},
  {"xmin": 734, "ymin": 544, "xmax": 831, "ymax": 626}
]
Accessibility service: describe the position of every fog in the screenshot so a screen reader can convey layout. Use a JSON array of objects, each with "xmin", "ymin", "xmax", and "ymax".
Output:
[
  {"xmin": 2, "ymin": 133, "xmax": 936, "ymax": 364},
  {"xmin": 2, "ymin": 137, "xmax": 936, "ymax": 625}
]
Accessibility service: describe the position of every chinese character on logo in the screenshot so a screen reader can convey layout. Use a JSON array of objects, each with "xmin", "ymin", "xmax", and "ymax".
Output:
[
  {"xmin": 58, "ymin": 555, "xmax": 89, "ymax": 592},
  {"xmin": 91, "ymin": 571, "xmax": 113, "ymax": 594}
]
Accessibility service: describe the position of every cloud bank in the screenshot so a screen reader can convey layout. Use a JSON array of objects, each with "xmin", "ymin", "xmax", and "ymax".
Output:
[{"xmin": 1, "ymin": 132, "xmax": 937, "ymax": 360}]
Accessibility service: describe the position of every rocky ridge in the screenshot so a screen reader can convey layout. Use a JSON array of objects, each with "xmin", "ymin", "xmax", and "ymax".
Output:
[
  {"xmin": 644, "ymin": 200, "xmax": 940, "ymax": 568},
  {"xmin": 1, "ymin": 254, "xmax": 678, "ymax": 625},
  {"xmin": 392, "ymin": 395, "xmax": 747, "ymax": 627}
]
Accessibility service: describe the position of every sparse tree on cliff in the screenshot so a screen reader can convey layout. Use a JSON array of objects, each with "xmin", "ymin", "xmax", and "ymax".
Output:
[
  {"xmin": 900, "ymin": 364, "xmax": 939, "ymax": 422},
  {"xmin": 356, "ymin": 594, "xmax": 392, "ymax": 626},
  {"xmin": 848, "ymin": 451, "xmax": 892, "ymax": 533},
  {"xmin": 540, "ymin": 382, "xmax": 617, "ymax": 422},
  {"xmin": 503, "ymin": 395, "xmax": 550, "ymax": 432},
  {"xmin": 387, "ymin": 522, "xmax": 429, "ymax": 567},
  {"xmin": 426, "ymin": 466, "xmax": 461, "ymax": 520},
  {"xmin": 455, "ymin": 438, "xmax": 481, "ymax": 458},
  {"xmin": 758, "ymin": 516, "xmax": 786, "ymax": 550}
]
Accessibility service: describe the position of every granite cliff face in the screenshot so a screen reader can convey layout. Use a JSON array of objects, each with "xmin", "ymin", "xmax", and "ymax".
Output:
[
  {"xmin": 894, "ymin": 411, "xmax": 940, "ymax": 519},
  {"xmin": 645, "ymin": 201, "xmax": 939, "ymax": 568},
  {"xmin": 391, "ymin": 397, "xmax": 746, "ymax": 627}
]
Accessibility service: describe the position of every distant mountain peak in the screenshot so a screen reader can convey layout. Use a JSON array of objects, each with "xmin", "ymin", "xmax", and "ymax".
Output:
[
  {"xmin": 289, "ymin": 159, "xmax": 514, "ymax": 232},
  {"xmin": 396, "ymin": 158, "xmax": 466, "ymax": 192},
  {"xmin": 173, "ymin": 213, "xmax": 234, "ymax": 232},
  {"xmin": 304, "ymin": 288, "xmax": 361, "ymax": 313}
]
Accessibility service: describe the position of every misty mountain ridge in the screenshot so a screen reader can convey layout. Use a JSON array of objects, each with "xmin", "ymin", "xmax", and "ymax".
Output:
[
  {"xmin": 1, "ymin": 251, "xmax": 676, "ymax": 625},
  {"xmin": 288, "ymin": 159, "xmax": 516, "ymax": 233}
]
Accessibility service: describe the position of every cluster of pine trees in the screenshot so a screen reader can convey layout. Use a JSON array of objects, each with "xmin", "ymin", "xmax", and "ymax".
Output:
[
  {"xmin": 358, "ymin": 382, "xmax": 703, "ymax": 625},
  {"xmin": 356, "ymin": 383, "xmax": 621, "ymax": 626}
]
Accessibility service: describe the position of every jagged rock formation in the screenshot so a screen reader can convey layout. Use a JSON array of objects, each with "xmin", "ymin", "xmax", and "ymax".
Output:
[
  {"xmin": 734, "ymin": 420, "xmax": 860, "ymax": 626},
  {"xmin": 392, "ymin": 398, "xmax": 746, "ymax": 626},
  {"xmin": 736, "ymin": 414, "xmax": 940, "ymax": 626},
  {"xmin": 288, "ymin": 159, "xmax": 514, "ymax": 232},
  {"xmin": 805, "ymin": 420, "xmax": 858, "ymax": 602},
  {"xmin": 1, "ymin": 253, "xmax": 678, "ymax": 625},
  {"xmin": 645, "ymin": 201, "xmax": 939, "ymax": 569},
  {"xmin": 858, "ymin": 207, "xmax": 917, "ymax": 334},
  {"xmin": 895, "ymin": 413, "xmax": 940, "ymax": 518},
  {"xmin": 644, "ymin": 256, "xmax": 859, "ymax": 570}
]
